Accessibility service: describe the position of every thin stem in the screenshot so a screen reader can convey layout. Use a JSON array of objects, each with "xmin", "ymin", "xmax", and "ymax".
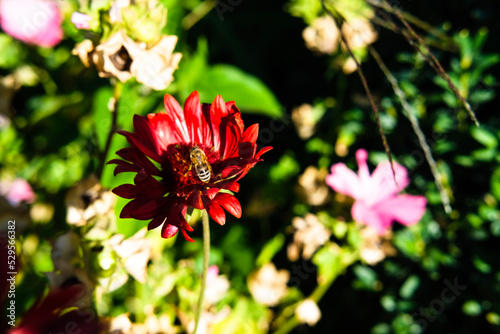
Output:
[
  {"xmin": 273, "ymin": 316, "xmax": 301, "ymax": 334},
  {"xmin": 193, "ymin": 210, "xmax": 210, "ymax": 334},
  {"xmin": 383, "ymin": 0, "xmax": 479, "ymax": 126},
  {"xmin": 366, "ymin": 0, "xmax": 457, "ymax": 49},
  {"xmin": 369, "ymin": 46, "xmax": 452, "ymax": 214},
  {"xmin": 182, "ymin": 0, "xmax": 216, "ymax": 30},
  {"xmin": 320, "ymin": 0, "xmax": 396, "ymax": 181},
  {"xmin": 97, "ymin": 81, "xmax": 122, "ymax": 179}
]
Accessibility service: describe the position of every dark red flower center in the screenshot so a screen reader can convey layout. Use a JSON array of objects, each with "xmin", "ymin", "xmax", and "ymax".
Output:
[{"xmin": 160, "ymin": 144, "xmax": 219, "ymax": 198}]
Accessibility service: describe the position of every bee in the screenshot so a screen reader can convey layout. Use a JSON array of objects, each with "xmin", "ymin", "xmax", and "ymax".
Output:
[{"xmin": 190, "ymin": 145, "xmax": 212, "ymax": 183}]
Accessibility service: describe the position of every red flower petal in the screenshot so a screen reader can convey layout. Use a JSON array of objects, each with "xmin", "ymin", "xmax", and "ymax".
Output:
[
  {"xmin": 220, "ymin": 117, "xmax": 242, "ymax": 160},
  {"xmin": 208, "ymin": 96, "xmax": 225, "ymax": 153},
  {"xmin": 118, "ymin": 128, "xmax": 162, "ymax": 163},
  {"xmin": 161, "ymin": 223, "xmax": 178, "ymax": 238},
  {"xmin": 148, "ymin": 216, "xmax": 165, "ymax": 230},
  {"xmin": 120, "ymin": 198, "xmax": 160, "ymax": 219},
  {"xmin": 113, "ymin": 147, "xmax": 161, "ymax": 176},
  {"xmin": 206, "ymin": 187, "xmax": 219, "ymax": 200},
  {"xmin": 215, "ymin": 193, "xmax": 242, "ymax": 218},
  {"xmin": 185, "ymin": 91, "xmax": 212, "ymax": 147},
  {"xmin": 228, "ymin": 182, "xmax": 240, "ymax": 193},
  {"xmin": 112, "ymin": 184, "xmax": 137, "ymax": 199},
  {"xmin": 187, "ymin": 189, "xmax": 204, "ymax": 209},
  {"xmin": 206, "ymin": 200, "xmax": 226, "ymax": 226},
  {"xmin": 147, "ymin": 112, "xmax": 187, "ymax": 150},
  {"xmin": 161, "ymin": 93, "xmax": 190, "ymax": 143},
  {"xmin": 181, "ymin": 229, "xmax": 195, "ymax": 242},
  {"xmin": 241, "ymin": 123, "xmax": 259, "ymax": 144},
  {"xmin": 256, "ymin": 146, "xmax": 273, "ymax": 159}
]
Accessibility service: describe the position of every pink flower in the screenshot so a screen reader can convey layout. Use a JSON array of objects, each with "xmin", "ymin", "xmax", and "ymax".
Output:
[
  {"xmin": 0, "ymin": 178, "xmax": 35, "ymax": 206},
  {"xmin": 71, "ymin": 12, "xmax": 92, "ymax": 30},
  {"xmin": 326, "ymin": 149, "xmax": 426, "ymax": 234},
  {"xmin": 0, "ymin": 0, "xmax": 63, "ymax": 47}
]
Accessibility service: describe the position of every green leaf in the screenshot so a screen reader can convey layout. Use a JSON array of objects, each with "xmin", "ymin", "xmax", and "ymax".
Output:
[
  {"xmin": 491, "ymin": 167, "xmax": 500, "ymax": 201},
  {"xmin": 399, "ymin": 275, "xmax": 420, "ymax": 299},
  {"xmin": 0, "ymin": 34, "xmax": 26, "ymax": 69},
  {"xmin": 176, "ymin": 38, "xmax": 282, "ymax": 117},
  {"xmin": 196, "ymin": 64, "xmax": 283, "ymax": 118},
  {"xmin": 28, "ymin": 92, "xmax": 84, "ymax": 125},
  {"xmin": 462, "ymin": 300, "xmax": 482, "ymax": 316},
  {"xmin": 352, "ymin": 264, "xmax": 378, "ymax": 290},
  {"xmin": 471, "ymin": 127, "xmax": 498, "ymax": 148},
  {"xmin": 287, "ymin": 0, "xmax": 323, "ymax": 24},
  {"xmin": 256, "ymin": 234, "xmax": 285, "ymax": 267},
  {"xmin": 269, "ymin": 152, "xmax": 300, "ymax": 182}
]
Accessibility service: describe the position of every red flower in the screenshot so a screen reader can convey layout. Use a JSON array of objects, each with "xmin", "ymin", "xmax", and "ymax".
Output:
[
  {"xmin": 9, "ymin": 285, "xmax": 100, "ymax": 334},
  {"xmin": 108, "ymin": 91, "xmax": 271, "ymax": 242}
]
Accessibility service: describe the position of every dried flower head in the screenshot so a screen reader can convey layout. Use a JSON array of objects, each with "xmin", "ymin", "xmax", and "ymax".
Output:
[
  {"xmin": 109, "ymin": 228, "xmax": 152, "ymax": 283},
  {"xmin": 248, "ymin": 263, "xmax": 289, "ymax": 306},
  {"xmin": 341, "ymin": 18, "xmax": 378, "ymax": 50},
  {"xmin": 65, "ymin": 175, "xmax": 116, "ymax": 227},
  {"xmin": 46, "ymin": 232, "xmax": 94, "ymax": 308},
  {"xmin": 109, "ymin": 91, "xmax": 271, "ymax": 241},
  {"xmin": 296, "ymin": 166, "xmax": 331, "ymax": 206},
  {"xmin": 295, "ymin": 299, "xmax": 321, "ymax": 326},
  {"xmin": 128, "ymin": 35, "xmax": 182, "ymax": 90},
  {"xmin": 92, "ymin": 30, "xmax": 137, "ymax": 82},
  {"xmin": 287, "ymin": 214, "xmax": 331, "ymax": 261},
  {"xmin": 291, "ymin": 104, "xmax": 317, "ymax": 140},
  {"xmin": 360, "ymin": 226, "xmax": 397, "ymax": 265},
  {"xmin": 303, "ymin": 16, "xmax": 339, "ymax": 55},
  {"xmin": 72, "ymin": 39, "xmax": 95, "ymax": 68}
]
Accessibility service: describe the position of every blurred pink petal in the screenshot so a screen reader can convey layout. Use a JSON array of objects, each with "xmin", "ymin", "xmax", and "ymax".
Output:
[
  {"xmin": 0, "ymin": 0, "xmax": 63, "ymax": 47},
  {"xmin": 0, "ymin": 178, "xmax": 35, "ymax": 206},
  {"xmin": 369, "ymin": 161, "xmax": 409, "ymax": 198},
  {"xmin": 71, "ymin": 12, "xmax": 92, "ymax": 30},
  {"xmin": 377, "ymin": 194, "xmax": 428, "ymax": 226},
  {"xmin": 325, "ymin": 163, "xmax": 360, "ymax": 198},
  {"xmin": 206, "ymin": 265, "xmax": 219, "ymax": 286},
  {"xmin": 327, "ymin": 148, "xmax": 426, "ymax": 233}
]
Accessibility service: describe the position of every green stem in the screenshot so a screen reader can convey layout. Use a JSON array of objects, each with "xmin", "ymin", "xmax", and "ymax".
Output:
[
  {"xmin": 181, "ymin": 0, "xmax": 217, "ymax": 30},
  {"xmin": 273, "ymin": 277, "xmax": 336, "ymax": 334},
  {"xmin": 193, "ymin": 210, "xmax": 210, "ymax": 334},
  {"xmin": 97, "ymin": 81, "xmax": 122, "ymax": 180}
]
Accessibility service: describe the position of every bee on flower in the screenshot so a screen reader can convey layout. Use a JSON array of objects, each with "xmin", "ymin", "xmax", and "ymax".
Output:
[{"xmin": 108, "ymin": 92, "xmax": 272, "ymax": 241}]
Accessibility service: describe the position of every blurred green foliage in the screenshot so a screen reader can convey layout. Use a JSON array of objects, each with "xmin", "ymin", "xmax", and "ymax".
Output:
[{"xmin": 1, "ymin": 0, "xmax": 500, "ymax": 333}]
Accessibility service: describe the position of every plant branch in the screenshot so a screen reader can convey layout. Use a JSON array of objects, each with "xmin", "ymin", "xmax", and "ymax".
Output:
[
  {"xmin": 369, "ymin": 46, "xmax": 452, "ymax": 213},
  {"xmin": 182, "ymin": 0, "xmax": 216, "ymax": 30},
  {"xmin": 366, "ymin": 0, "xmax": 457, "ymax": 49},
  {"xmin": 381, "ymin": 0, "xmax": 479, "ymax": 126},
  {"xmin": 320, "ymin": 0, "xmax": 396, "ymax": 180},
  {"xmin": 97, "ymin": 81, "xmax": 122, "ymax": 179}
]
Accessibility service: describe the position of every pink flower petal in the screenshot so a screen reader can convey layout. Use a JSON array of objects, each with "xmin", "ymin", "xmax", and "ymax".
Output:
[
  {"xmin": 351, "ymin": 201, "xmax": 393, "ymax": 234},
  {"xmin": 377, "ymin": 194, "xmax": 427, "ymax": 226},
  {"xmin": 71, "ymin": 12, "xmax": 91, "ymax": 30},
  {"xmin": 206, "ymin": 265, "xmax": 219, "ymax": 286},
  {"xmin": 368, "ymin": 161, "xmax": 408, "ymax": 198},
  {"xmin": 326, "ymin": 163, "xmax": 361, "ymax": 199},
  {"xmin": 0, "ymin": 0, "xmax": 63, "ymax": 47}
]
